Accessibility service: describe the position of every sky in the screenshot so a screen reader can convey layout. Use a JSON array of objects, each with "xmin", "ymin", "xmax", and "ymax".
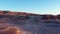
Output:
[{"xmin": 0, "ymin": 0, "xmax": 60, "ymax": 15}]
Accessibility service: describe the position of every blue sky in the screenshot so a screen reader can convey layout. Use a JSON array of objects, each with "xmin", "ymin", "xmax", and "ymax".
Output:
[{"xmin": 0, "ymin": 0, "xmax": 60, "ymax": 15}]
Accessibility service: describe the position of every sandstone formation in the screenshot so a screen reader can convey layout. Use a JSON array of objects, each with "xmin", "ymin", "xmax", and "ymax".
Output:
[{"xmin": 0, "ymin": 11, "xmax": 60, "ymax": 34}]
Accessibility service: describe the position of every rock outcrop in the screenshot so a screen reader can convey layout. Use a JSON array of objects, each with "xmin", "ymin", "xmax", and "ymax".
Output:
[{"xmin": 0, "ymin": 11, "xmax": 60, "ymax": 34}]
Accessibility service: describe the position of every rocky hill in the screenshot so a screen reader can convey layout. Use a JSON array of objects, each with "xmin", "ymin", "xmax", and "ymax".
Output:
[{"xmin": 0, "ymin": 11, "xmax": 60, "ymax": 34}]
